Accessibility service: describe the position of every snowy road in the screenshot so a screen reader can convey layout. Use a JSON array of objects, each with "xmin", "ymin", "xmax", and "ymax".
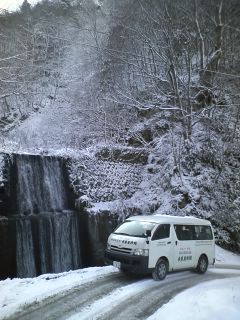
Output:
[{"xmin": 3, "ymin": 267, "xmax": 240, "ymax": 320}]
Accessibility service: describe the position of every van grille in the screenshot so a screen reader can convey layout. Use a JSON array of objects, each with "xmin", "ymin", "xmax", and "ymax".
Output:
[{"xmin": 110, "ymin": 245, "xmax": 132, "ymax": 254}]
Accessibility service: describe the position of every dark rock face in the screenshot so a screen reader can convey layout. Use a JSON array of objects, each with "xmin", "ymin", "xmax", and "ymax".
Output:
[
  {"xmin": 96, "ymin": 147, "xmax": 149, "ymax": 164},
  {"xmin": 128, "ymin": 127, "xmax": 153, "ymax": 147},
  {"xmin": 0, "ymin": 154, "xmax": 16, "ymax": 279},
  {"xmin": 0, "ymin": 153, "xmax": 12, "ymax": 217},
  {"xmin": 84, "ymin": 211, "xmax": 119, "ymax": 266},
  {"xmin": 0, "ymin": 217, "xmax": 16, "ymax": 279}
]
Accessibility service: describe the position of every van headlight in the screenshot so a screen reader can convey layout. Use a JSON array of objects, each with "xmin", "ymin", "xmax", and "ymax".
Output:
[
  {"xmin": 132, "ymin": 249, "xmax": 149, "ymax": 256},
  {"xmin": 107, "ymin": 243, "xmax": 111, "ymax": 250}
]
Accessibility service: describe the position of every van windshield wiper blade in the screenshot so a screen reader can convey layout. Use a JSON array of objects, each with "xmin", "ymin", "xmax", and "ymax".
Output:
[
  {"xmin": 114, "ymin": 233, "xmax": 146, "ymax": 238},
  {"xmin": 114, "ymin": 232, "xmax": 129, "ymax": 236}
]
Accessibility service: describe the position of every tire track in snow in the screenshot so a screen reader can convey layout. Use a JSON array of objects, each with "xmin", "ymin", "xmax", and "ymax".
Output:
[
  {"xmin": 3, "ymin": 272, "xmax": 135, "ymax": 320},
  {"xmin": 68, "ymin": 270, "xmax": 239, "ymax": 320},
  {"xmin": 67, "ymin": 272, "xmax": 198, "ymax": 320},
  {"xmin": 4, "ymin": 268, "xmax": 240, "ymax": 320}
]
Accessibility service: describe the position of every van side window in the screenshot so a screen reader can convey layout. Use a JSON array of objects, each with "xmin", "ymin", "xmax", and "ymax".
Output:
[
  {"xmin": 195, "ymin": 226, "xmax": 213, "ymax": 240},
  {"xmin": 152, "ymin": 224, "xmax": 170, "ymax": 240},
  {"xmin": 174, "ymin": 225, "xmax": 195, "ymax": 240}
]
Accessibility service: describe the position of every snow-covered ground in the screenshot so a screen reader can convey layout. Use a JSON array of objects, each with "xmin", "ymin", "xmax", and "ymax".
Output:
[
  {"xmin": 215, "ymin": 245, "xmax": 240, "ymax": 265},
  {"xmin": 0, "ymin": 266, "xmax": 118, "ymax": 319},
  {"xmin": 0, "ymin": 245, "xmax": 239, "ymax": 320},
  {"xmin": 148, "ymin": 276, "xmax": 240, "ymax": 320},
  {"xmin": 152, "ymin": 245, "xmax": 240, "ymax": 320}
]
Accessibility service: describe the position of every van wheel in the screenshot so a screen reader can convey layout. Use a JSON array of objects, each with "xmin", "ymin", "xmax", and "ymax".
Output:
[
  {"xmin": 197, "ymin": 255, "xmax": 208, "ymax": 274},
  {"xmin": 152, "ymin": 259, "xmax": 168, "ymax": 281}
]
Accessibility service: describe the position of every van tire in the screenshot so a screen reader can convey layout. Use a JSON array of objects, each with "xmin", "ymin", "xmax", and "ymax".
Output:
[
  {"xmin": 196, "ymin": 255, "xmax": 208, "ymax": 274},
  {"xmin": 152, "ymin": 259, "xmax": 168, "ymax": 281}
]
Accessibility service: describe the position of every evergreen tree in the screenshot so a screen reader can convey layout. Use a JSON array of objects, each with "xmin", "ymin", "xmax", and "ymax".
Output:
[{"xmin": 20, "ymin": 0, "xmax": 31, "ymax": 14}]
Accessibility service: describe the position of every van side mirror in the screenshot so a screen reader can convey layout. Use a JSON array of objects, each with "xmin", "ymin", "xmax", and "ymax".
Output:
[{"xmin": 146, "ymin": 230, "xmax": 151, "ymax": 237}]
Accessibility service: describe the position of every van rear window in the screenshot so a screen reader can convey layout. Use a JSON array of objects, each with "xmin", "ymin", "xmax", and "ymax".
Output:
[
  {"xmin": 174, "ymin": 225, "xmax": 213, "ymax": 240},
  {"xmin": 195, "ymin": 226, "xmax": 213, "ymax": 240}
]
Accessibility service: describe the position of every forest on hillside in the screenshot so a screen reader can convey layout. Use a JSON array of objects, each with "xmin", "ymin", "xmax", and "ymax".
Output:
[{"xmin": 0, "ymin": 0, "xmax": 240, "ymax": 250}]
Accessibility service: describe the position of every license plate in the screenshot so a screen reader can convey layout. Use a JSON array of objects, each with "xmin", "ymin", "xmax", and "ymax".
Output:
[{"xmin": 113, "ymin": 261, "xmax": 121, "ymax": 268}]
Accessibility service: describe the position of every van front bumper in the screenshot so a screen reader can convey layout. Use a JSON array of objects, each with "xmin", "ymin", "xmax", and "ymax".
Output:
[{"xmin": 105, "ymin": 249, "xmax": 150, "ymax": 274}]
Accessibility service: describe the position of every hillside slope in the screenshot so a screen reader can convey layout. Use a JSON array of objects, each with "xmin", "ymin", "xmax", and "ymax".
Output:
[{"xmin": 0, "ymin": 0, "xmax": 239, "ymax": 251}]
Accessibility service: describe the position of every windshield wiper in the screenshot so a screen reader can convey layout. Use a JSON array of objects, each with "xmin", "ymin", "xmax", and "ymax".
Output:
[
  {"xmin": 114, "ymin": 232, "xmax": 147, "ymax": 238},
  {"xmin": 114, "ymin": 232, "xmax": 129, "ymax": 236}
]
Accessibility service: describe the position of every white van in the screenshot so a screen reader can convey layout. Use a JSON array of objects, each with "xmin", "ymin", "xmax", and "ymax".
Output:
[{"xmin": 105, "ymin": 215, "xmax": 215, "ymax": 280}]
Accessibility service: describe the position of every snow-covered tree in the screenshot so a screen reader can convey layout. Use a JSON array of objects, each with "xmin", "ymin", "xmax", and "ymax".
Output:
[{"xmin": 20, "ymin": 0, "xmax": 31, "ymax": 14}]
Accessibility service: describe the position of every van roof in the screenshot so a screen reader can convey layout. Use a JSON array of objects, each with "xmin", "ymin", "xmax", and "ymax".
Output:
[{"xmin": 127, "ymin": 214, "xmax": 211, "ymax": 225}]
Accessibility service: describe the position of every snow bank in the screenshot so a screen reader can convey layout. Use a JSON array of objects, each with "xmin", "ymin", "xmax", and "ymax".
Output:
[
  {"xmin": 147, "ymin": 277, "xmax": 240, "ymax": 320},
  {"xmin": 0, "ymin": 266, "xmax": 117, "ymax": 319},
  {"xmin": 215, "ymin": 245, "xmax": 240, "ymax": 265}
]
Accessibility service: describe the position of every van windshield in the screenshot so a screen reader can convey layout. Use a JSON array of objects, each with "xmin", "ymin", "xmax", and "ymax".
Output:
[{"xmin": 114, "ymin": 220, "xmax": 156, "ymax": 238}]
